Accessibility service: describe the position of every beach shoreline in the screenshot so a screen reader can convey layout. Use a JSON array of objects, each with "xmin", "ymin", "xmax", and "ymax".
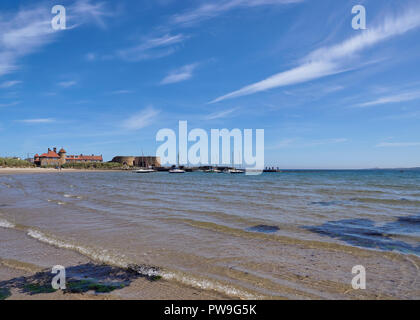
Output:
[
  {"xmin": 0, "ymin": 227, "xmax": 228, "ymax": 300},
  {"xmin": 0, "ymin": 264, "xmax": 228, "ymax": 300},
  {"xmin": 0, "ymin": 167, "xmax": 125, "ymax": 175},
  {"xmin": 1, "ymin": 170, "xmax": 419, "ymax": 300}
]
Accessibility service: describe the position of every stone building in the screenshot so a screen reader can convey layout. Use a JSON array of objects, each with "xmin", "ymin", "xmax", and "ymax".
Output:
[
  {"xmin": 111, "ymin": 156, "xmax": 161, "ymax": 167},
  {"xmin": 34, "ymin": 148, "xmax": 103, "ymax": 166}
]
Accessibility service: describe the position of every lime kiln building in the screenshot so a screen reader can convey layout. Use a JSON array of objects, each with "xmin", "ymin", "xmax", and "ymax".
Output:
[{"xmin": 111, "ymin": 156, "xmax": 161, "ymax": 167}]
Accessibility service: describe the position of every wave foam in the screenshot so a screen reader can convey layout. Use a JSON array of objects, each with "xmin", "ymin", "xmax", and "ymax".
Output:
[
  {"xmin": 4, "ymin": 224, "xmax": 258, "ymax": 299},
  {"xmin": 64, "ymin": 194, "xmax": 82, "ymax": 199},
  {"xmin": 0, "ymin": 218, "xmax": 15, "ymax": 229},
  {"xmin": 26, "ymin": 229, "xmax": 129, "ymax": 268},
  {"xmin": 162, "ymin": 272, "xmax": 259, "ymax": 299}
]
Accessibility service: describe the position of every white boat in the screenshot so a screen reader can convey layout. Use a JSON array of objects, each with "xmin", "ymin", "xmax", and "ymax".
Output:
[
  {"xmin": 204, "ymin": 167, "xmax": 222, "ymax": 173},
  {"xmin": 224, "ymin": 152, "xmax": 245, "ymax": 174},
  {"xmin": 134, "ymin": 168, "xmax": 156, "ymax": 173},
  {"xmin": 134, "ymin": 150, "xmax": 156, "ymax": 173},
  {"xmin": 169, "ymin": 153, "xmax": 185, "ymax": 173},
  {"xmin": 223, "ymin": 168, "xmax": 245, "ymax": 174}
]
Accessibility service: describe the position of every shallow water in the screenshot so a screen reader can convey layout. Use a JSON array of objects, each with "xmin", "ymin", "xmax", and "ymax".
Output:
[{"xmin": 1, "ymin": 170, "xmax": 419, "ymax": 299}]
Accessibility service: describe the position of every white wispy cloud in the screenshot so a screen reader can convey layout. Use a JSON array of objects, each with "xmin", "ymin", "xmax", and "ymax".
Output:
[
  {"xmin": 0, "ymin": 1, "xmax": 113, "ymax": 78},
  {"xmin": 376, "ymin": 142, "xmax": 420, "ymax": 147},
  {"xmin": 172, "ymin": 0, "xmax": 303, "ymax": 25},
  {"xmin": 69, "ymin": 0, "xmax": 114, "ymax": 29},
  {"xmin": 305, "ymin": 138, "xmax": 348, "ymax": 146},
  {"xmin": 58, "ymin": 80, "xmax": 77, "ymax": 88},
  {"xmin": 210, "ymin": 7, "xmax": 420, "ymax": 103},
  {"xmin": 357, "ymin": 90, "xmax": 420, "ymax": 107},
  {"xmin": 0, "ymin": 101, "xmax": 20, "ymax": 107},
  {"xmin": 0, "ymin": 6, "xmax": 55, "ymax": 77},
  {"xmin": 17, "ymin": 118, "xmax": 55, "ymax": 124},
  {"xmin": 118, "ymin": 34, "xmax": 188, "ymax": 62},
  {"xmin": 267, "ymin": 137, "xmax": 348, "ymax": 150},
  {"xmin": 382, "ymin": 111, "xmax": 420, "ymax": 120},
  {"xmin": 122, "ymin": 106, "xmax": 160, "ymax": 130},
  {"xmin": 110, "ymin": 89, "xmax": 133, "ymax": 95},
  {"xmin": 85, "ymin": 52, "xmax": 97, "ymax": 61},
  {"xmin": 266, "ymin": 138, "xmax": 297, "ymax": 150},
  {"xmin": 205, "ymin": 107, "xmax": 239, "ymax": 120},
  {"xmin": 0, "ymin": 80, "xmax": 22, "ymax": 88},
  {"xmin": 160, "ymin": 63, "xmax": 198, "ymax": 85}
]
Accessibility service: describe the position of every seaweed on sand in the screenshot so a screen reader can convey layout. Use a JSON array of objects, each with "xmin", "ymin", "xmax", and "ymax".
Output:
[
  {"xmin": 0, "ymin": 262, "xmax": 162, "ymax": 297},
  {"xmin": 65, "ymin": 279, "xmax": 125, "ymax": 294},
  {"xmin": 23, "ymin": 283, "xmax": 57, "ymax": 294},
  {"xmin": 0, "ymin": 288, "xmax": 11, "ymax": 300}
]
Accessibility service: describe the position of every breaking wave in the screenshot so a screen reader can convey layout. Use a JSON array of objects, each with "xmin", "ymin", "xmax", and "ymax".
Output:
[
  {"xmin": 0, "ymin": 218, "xmax": 15, "ymax": 229},
  {"xmin": 1, "ymin": 218, "xmax": 258, "ymax": 299}
]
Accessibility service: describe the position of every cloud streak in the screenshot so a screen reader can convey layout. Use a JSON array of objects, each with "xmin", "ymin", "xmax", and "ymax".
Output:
[
  {"xmin": 110, "ymin": 90, "xmax": 133, "ymax": 95},
  {"xmin": 0, "ymin": 6, "xmax": 55, "ymax": 77},
  {"xmin": 17, "ymin": 118, "xmax": 56, "ymax": 124},
  {"xmin": 70, "ymin": 0, "xmax": 114, "ymax": 29},
  {"xmin": 267, "ymin": 137, "xmax": 348, "ymax": 150},
  {"xmin": 118, "ymin": 34, "xmax": 188, "ymax": 62},
  {"xmin": 172, "ymin": 0, "xmax": 303, "ymax": 26},
  {"xmin": 210, "ymin": 7, "xmax": 420, "ymax": 103},
  {"xmin": 205, "ymin": 107, "xmax": 239, "ymax": 120},
  {"xmin": 0, "ymin": 101, "xmax": 20, "ymax": 107},
  {"xmin": 376, "ymin": 142, "xmax": 420, "ymax": 147},
  {"xmin": 58, "ymin": 80, "xmax": 77, "ymax": 88},
  {"xmin": 357, "ymin": 90, "xmax": 420, "ymax": 107},
  {"xmin": 122, "ymin": 106, "xmax": 160, "ymax": 130},
  {"xmin": 160, "ymin": 63, "xmax": 198, "ymax": 84},
  {"xmin": 0, "ymin": 1, "xmax": 114, "ymax": 78},
  {"xmin": 0, "ymin": 80, "xmax": 22, "ymax": 88}
]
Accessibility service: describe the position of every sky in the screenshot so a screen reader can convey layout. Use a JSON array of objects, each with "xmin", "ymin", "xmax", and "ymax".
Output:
[{"xmin": 0, "ymin": 0, "xmax": 419, "ymax": 169}]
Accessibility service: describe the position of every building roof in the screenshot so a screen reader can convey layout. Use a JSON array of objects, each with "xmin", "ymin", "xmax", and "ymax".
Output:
[
  {"xmin": 66, "ymin": 155, "xmax": 103, "ymax": 161},
  {"xmin": 35, "ymin": 148, "xmax": 102, "ymax": 161},
  {"xmin": 39, "ymin": 150, "xmax": 60, "ymax": 158}
]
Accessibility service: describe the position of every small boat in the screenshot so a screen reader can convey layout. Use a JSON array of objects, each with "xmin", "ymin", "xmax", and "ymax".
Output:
[
  {"xmin": 134, "ymin": 151, "xmax": 156, "ymax": 173},
  {"xmin": 204, "ymin": 167, "xmax": 222, "ymax": 173},
  {"xmin": 223, "ymin": 152, "xmax": 245, "ymax": 174},
  {"xmin": 169, "ymin": 153, "xmax": 185, "ymax": 173},
  {"xmin": 223, "ymin": 168, "xmax": 245, "ymax": 174},
  {"xmin": 134, "ymin": 168, "xmax": 156, "ymax": 173}
]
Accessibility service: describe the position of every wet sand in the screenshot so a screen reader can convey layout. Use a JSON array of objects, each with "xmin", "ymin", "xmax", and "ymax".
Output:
[
  {"xmin": 0, "ymin": 264, "xmax": 227, "ymax": 300},
  {"xmin": 0, "ymin": 228, "xmax": 227, "ymax": 300},
  {"xmin": 0, "ymin": 265, "xmax": 227, "ymax": 300},
  {"xmin": 1, "ymin": 170, "xmax": 419, "ymax": 300}
]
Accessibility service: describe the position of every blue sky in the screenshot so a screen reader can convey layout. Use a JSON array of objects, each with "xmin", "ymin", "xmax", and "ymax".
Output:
[{"xmin": 0, "ymin": 0, "xmax": 419, "ymax": 168}]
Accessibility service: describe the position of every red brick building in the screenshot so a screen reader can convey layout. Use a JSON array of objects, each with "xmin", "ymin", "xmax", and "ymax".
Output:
[{"xmin": 34, "ymin": 148, "xmax": 103, "ymax": 167}]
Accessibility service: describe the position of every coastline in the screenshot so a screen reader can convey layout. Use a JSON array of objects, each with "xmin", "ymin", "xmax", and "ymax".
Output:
[
  {"xmin": 0, "ymin": 264, "xmax": 227, "ymax": 300},
  {"xmin": 0, "ymin": 168, "xmax": 125, "ymax": 175},
  {"xmin": 1, "ymin": 169, "xmax": 419, "ymax": 300},
  {"xmin": 0, "ymin": 228, "xmax": 227, "ymax": 300}
]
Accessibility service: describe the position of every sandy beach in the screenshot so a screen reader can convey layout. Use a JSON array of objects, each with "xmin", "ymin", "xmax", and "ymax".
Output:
[
  {"xmin": 0, "ymin": 227, "xmax": 227, "ymax": 300},
  {"xmin": 0, "ymin": 264, "xmax": 227, "ymax": 300},
  {"xmin": 0, "ymin": 168, "xmax": 122, "ymax": 175},
  {"xmin": 1, "ymin": 170, "xmax": 419, "ymax": 300}
]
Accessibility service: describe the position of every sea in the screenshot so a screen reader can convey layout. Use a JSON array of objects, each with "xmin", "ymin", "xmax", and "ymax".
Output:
[{"xmin": 1, "ymin": 170, "xmax": 419, "ymax": 299}]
